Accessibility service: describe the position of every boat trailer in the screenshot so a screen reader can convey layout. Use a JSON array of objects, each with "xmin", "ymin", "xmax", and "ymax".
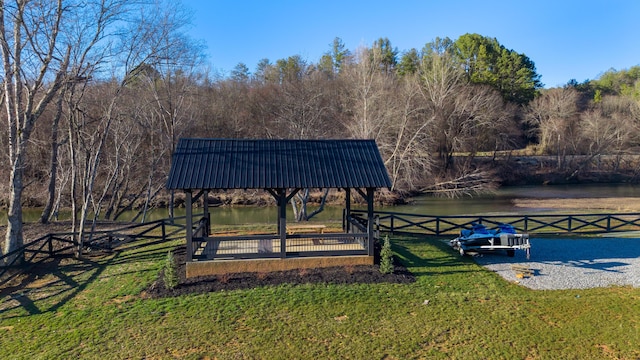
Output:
[{"xmin": 449, "ymin": 223, "xmax": 531, "ymax": 259}]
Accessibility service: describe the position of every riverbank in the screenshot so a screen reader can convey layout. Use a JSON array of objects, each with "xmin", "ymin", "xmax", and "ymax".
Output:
[
  {"xmin": 485, "ymin": 153, "xmax": 640, "ymax": 186},
  {"xmin": 5, "ymin": 153, "xmax": 640, "ymax": 211},
  {"xmin": 513, "ymin": 197, "xmax": 640, "ymax": 212}
]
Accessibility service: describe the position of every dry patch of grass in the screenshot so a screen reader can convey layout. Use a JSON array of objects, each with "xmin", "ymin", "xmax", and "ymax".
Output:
[{"xmin": 513, "ymin": 197, "xmax": 640, "ymax": 212}]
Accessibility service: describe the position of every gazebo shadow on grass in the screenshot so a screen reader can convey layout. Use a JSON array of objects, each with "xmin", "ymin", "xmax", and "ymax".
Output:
[
  {"xmin": 0, "ymin": 238, "xmax": 175, "ymax": 319},
  {"xmin": 0, "ymin": 256, "xmax": 109, "ymax": 318}
]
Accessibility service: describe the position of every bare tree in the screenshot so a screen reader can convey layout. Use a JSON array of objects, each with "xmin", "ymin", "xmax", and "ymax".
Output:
[
  {"xmin": 579, "ymin": 108, "xmax": 627, "ymax": 155},
  {"xmin": 418, "ymin": 46, "xmax": 515, "ymax": 194},
  {"xmin": 274, "ymin": 66, "xmax": 339, "ymax": 220},
  {"xmin": 419, "ymin": 49, "xmax": 514, "ymax": 165},
  {"xmin": 418, "ymin": 47, "xmax": 465, "ymax": 169},
  {"xmin": 67, "ymin": 1, "xmax": 200, "ymax": 253},
  {"xmin": 39, "ymin": 86, "xmax": 65, "ymax": 223},
  {"xmin": 205, "ymin": 79, "xmax": 254, "ymax": 138},
  {"xmin": 1, "ymin": 0, "xmax": 71, "ymax": 263},
  {"xmin": 341, "ymin": 46, "xmax": 398, "ymax": 141},
  {"xmin": 0, "ymin": 0, "xmax": 201, "ymax": 261},
  {"xmin": 524, "ymin": 87, "xmax": 580, "ymax": 167},
  {"xmin": 380, "ymin": 74, "xmax": 433, "ymax": 192},
  {"xmin": 569, "ymin": 95, "xmax": 640, "ymax": 178},
  {"xmin": 135, "ymin": 5, "xmax": 204, "ymax": 221},
  {"xmin": 275, "ymin": 74, "xmax": 333, "ymax": 140}
]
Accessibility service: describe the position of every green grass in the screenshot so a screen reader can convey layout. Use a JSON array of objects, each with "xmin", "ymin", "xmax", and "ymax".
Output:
[{"xmin": 1, "ymin": 232, "xmax": 639, "ymax": 359}]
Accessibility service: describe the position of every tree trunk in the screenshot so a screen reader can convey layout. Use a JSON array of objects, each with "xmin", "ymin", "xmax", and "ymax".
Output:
[
  {"xmin": 3, "ymin": 153, "xmax": 25, "ymax": 265},
  {"xmin": 68, "ymin": 116, "xmax": 79, "ymax": 256},
  {"xmin": 40, "ymin": 91, "xmax": 64, "ymax": 224},
  {"xmin": 40, "ymin": 136, "xmax": 59, "ymax": 224}
]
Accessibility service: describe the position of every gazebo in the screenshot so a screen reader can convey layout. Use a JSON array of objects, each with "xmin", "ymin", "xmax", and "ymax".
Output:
[{"xmin": 166, "ymin": 138, "xmax": 392, "ymax": 277}]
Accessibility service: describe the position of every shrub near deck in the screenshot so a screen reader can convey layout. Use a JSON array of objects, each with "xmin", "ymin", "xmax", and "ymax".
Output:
[{"xmin": 1, "ymin": 235, "xmax": 639, "ymax": 359}]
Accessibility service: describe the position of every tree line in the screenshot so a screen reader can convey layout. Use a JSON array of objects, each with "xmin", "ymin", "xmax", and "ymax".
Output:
[{"xmin": 2, "ymin": 0, "xmax": 640, "ymax": 261}]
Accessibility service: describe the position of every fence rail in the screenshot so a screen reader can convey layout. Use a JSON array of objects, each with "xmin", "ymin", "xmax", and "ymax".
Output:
[
  {"xmin": 0, "ymin": 217, "xmax": 188, "ymax": 284},
  {"xmin": 352, "ymin": 210, "xmax": 640, "ymax": 236},
  {"xmin": 10, "ymin": 209, "xmax": 638, "ymax": 284}
]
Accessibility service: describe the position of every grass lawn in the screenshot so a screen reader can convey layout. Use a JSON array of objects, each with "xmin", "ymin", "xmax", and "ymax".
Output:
[{"xmin": 1, "ymin": 232, "xmax": 639, "ymax": 359}]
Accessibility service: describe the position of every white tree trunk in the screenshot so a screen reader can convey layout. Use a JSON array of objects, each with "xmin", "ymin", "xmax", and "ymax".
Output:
[{"xmin": 3, "ymin": 150, "xmax": 25, "ymax": 265}]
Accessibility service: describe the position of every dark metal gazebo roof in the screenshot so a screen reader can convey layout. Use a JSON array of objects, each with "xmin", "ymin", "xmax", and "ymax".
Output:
[{"xmin": 166, "ymin": 138, "xmax": 392, "ymax": 190}]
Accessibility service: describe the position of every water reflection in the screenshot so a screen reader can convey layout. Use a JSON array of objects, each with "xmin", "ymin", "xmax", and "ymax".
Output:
[{"xmin": 6, "ymin": 184, "xmax": 640, "ymax": 225}]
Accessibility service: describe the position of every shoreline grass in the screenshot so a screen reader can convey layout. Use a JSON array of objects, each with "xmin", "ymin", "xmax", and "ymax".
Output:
[{"xmin": 1, "ymin": 232, "xmax": 639, "ymax": 359}]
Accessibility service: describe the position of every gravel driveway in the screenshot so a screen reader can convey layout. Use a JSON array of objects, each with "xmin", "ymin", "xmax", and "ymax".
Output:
[{"xmin": 470, "ymin": 237, "xmax": 640, "ymax": 290}]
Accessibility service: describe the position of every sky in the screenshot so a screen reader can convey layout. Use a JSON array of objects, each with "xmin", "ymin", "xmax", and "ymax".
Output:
[{"xmin": 184, "ymin": 0, "xmax": 640, "ymax": 88}]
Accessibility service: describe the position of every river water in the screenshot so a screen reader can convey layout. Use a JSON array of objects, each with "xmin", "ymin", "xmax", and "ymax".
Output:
[
  {"xmin": 5, "ymin": 184, "xmax": 640, "ymax": 225},
  {"xmin": 397, "ymin": 183, "xmax": 640, "ymax": 215}
]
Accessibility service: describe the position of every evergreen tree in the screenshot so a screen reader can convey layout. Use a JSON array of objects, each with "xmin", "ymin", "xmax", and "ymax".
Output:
[
  {"xmin": 379, "ymin": 236, "xmax": 394, "ymax": 274},
  {"xmin": 330, "ymin": 37, "xmax": 350, "ymax": 73},
  {"xmin": 372, "ymin": 37, "xmax": 398, "ymax": 74},
  {"xmin": 397, "ymin": 48, "xmax": 420, "ymax": 77},
  {"xmin": 163, "ymin": 250, "xmax": 179, "ymax": 289},
  {"xmin": 231, "ymin": 63, "xmax": 250, "ymax": 82},
  {"xmin": 454, "ymin": 33, "xmax": 542, "ymax": 105}
]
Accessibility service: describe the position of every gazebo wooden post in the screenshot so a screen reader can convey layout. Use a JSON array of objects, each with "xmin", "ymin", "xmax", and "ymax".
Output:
[
  {"xmin": 278, "ymin": 188, "xmax": 287, "ymax": 259},
  {"xmin": 185, "ymin": 189, "xmax": 193, "ymax": 262},
  {"xmin": 345, "ymin": 188, "xmax": 351, "ymax": 233},
  {"xmin": 203, "ymin": 190, "xmax": 210, "ymax": 236},
  {"xmin": 367, "ymin": 187, "xmax": 375, "ymax": 257}
]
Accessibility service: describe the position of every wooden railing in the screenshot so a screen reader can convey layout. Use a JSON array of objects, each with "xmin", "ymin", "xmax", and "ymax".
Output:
[
  {"xmin": 351, "ymin": 210, "xmax": 640, "ymax": 236},
  {"xmin": 0, "ymin": 217, "xmax": 187, "ymax": 285},
  {"xmin": 191, "ymin": 231, "xmax": 370, "ymax": 261}
]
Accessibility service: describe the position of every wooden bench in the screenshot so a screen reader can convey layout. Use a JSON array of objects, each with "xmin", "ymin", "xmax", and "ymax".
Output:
[
  {"xmin": 286, "ymin": 224, "xmax": 326, "ymax": 245},
  {"xmin": 286, "ymin": 224, "xmax": 326, "ymax": 235},
  {"xmin": 511, "ymin": 264, "xmax": 534, "ymax": 279}
]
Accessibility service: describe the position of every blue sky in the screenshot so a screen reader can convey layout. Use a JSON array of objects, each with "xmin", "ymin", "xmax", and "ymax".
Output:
[{"xmin": 184, "ymin": 0, "xmax": 640, "ymax": 88}]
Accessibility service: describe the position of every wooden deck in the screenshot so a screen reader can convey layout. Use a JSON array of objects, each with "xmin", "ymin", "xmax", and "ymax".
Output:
[
  {"xmin": 183, "ymin": 214, "xmax": 374, "ymax": 278},
  {"xmin": 193, "ymin": 236, "xmax": 366, "ymax": 260}
]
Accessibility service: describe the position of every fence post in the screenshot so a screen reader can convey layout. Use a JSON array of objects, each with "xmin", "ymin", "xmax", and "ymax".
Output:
[
  {"xmin": 162, "ymin": 220, "xmax": 166, "ymax": 241},
  {"xmin": 568, "ymin": 216, "xmax": 572, "ymax": 232},
  {"xmin": 607, "ymin": 215, "xmax": 611, "ymax": 232},
  {"xmin": 524, "ymin": 216, "xmax": 528, "ymax": 232},
  {"xmin": 390, "ymin": 214, "xmax": 394, "ymax": 234},
  {"xmin": 436, "ymin": 216, "xmax": 440, "ymax": 236},
  {"xmin": 48, "ymin": 234, "xmax": 53, "ymax": 256}
]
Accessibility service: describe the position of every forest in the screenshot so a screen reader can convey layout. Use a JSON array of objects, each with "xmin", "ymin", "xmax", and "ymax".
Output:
[{"xmin": 1, "ymin": 1, "xmax": 640, "ymax": 257}]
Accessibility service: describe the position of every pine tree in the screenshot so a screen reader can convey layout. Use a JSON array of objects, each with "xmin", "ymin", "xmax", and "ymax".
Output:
[
  {"xmin": 163, "ymin": 250, "xmax": 179, "ymax": 289},
  {"xmin": 379, "ymin": 236, "xmax": 394, "ymax": 274}
]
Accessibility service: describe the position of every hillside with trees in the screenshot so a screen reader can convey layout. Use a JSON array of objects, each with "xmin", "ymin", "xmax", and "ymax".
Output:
[{"xmin": 1, "ymin": 1, "xmax": 640, "ymax": 260}]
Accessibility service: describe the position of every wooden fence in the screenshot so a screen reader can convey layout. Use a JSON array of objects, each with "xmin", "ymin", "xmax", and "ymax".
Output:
[
  {"xmin": 351, "ymin": 210, "xmax": 640, "ymax": 236},
  {"xmin": 0, "ymin": 218, "xmax": 187, "ymax": 285},
  {"xmin": 6, "ymin": 209, "xmax": 640, "ymax": 285}
]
